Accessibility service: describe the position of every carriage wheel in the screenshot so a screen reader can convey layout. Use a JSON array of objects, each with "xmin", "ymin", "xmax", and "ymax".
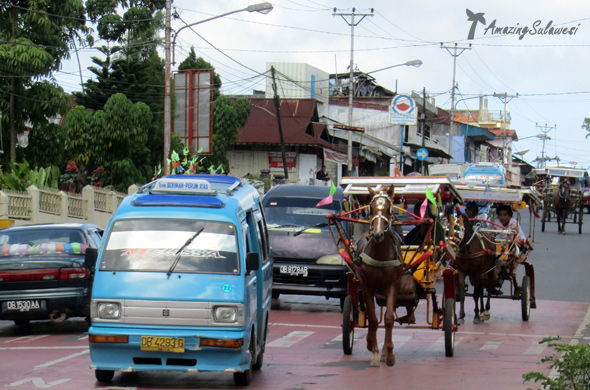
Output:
[
  {"xmin": 444, "ymin": 297, "xmax": 455, "ymax": 357},
  {"xmin": 579, "ymin": 207, "xmax": 583, "ymax": 234},
  {"xmin": 342, "ymin": 295, "xmax": 355, "ymax": 355},
  {"xmin": 521, "ymin": 276, "xmax": 531, "ymax": 322}
]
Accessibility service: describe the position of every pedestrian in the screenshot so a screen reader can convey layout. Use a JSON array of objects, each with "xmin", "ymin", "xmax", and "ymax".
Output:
[{"xmin": 316, "ymin": 165, "xmax": 330, "ymax": 182}]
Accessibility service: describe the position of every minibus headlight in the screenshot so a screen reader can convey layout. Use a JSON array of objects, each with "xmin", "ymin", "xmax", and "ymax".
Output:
[
  {"xmin": 97, "ymin": 302, "xmax": 121, "ymax": 319},
  {"xmin": 317, "ymin": 253, "xmax": 345, "ymax": 265},
  {"xmin": 213, "ymin": 306, "xmax": 237, "ymax": 323}
]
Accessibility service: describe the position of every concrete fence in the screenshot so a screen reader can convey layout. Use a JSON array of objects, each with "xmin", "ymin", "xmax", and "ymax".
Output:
[{"xmin": 0, "ymin": 185, "xmax": 138, "ymax": 229}]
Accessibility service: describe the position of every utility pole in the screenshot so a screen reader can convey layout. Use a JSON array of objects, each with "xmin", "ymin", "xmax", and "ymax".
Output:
[
  {"xmin": 493, "ymin": 92, "xmax": 518, "ymax": 168},
  {"xmin": 334, "ymin": 7, "xmax": 373, "ymax": 176},
  {"xmin": 535, "ymin": 123, "xmax": 555, "ymax": 168},
  {"xmin": 421, "ymin": 87, "xmax": 426, "ymax": 175},
  {"xmin": 163, "ymin": 0, "xmax": 172, "ymax": 174},
  {"xmin": 440, "ymin": 43, "xmax": 471, "ymax": 162},
  {"xmin": 270, "ymin": 66, "xmax": 289, "ymax": 180}
]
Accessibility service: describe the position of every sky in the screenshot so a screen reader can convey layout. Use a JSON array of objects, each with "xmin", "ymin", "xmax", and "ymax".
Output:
[{"xmin": 56, "ymin": 0, "xmax": 590, "ymax": 170}]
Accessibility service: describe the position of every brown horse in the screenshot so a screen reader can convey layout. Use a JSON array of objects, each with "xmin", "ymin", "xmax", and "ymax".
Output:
[
  {"xmin": 552, "ymin": 179, "xmax": 571, "ymax": 234},
  {"xmin": 355, "ymin": 185, "xmax": 403, "ymax": 367},
  {"xmin": 453, "ymin": 214, "xmax": 499, "ymax": 324}
]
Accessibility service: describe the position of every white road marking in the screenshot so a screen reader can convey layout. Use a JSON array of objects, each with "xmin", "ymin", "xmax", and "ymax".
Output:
[
  {"xmin": 524, "ymin": 344, "xmax": 546, "ymax": 355},
  {"xmin": 480, "ymin": 340, "xmax": 502, "ymax": 351},
  {"xmin": 0, "ymin": 346, "xmax": 87, "ymax": 350},
  {"xmin": 6, "ymin": 377, "xmax": 70, "ymax": 387},
  {"xmin": 267, "ymin": 331, "xmax": 314, "ymax": 347},
  {"xmin": 35, "ymin": 349, "xmax": 90, "ymax": 369},
  {"xmin": 4, "ymin": 335, "xmax": 48, "ymax": 344},
  {"xmin": 431, "ymin": 336, "xmax": 463, "ymax": 350}
]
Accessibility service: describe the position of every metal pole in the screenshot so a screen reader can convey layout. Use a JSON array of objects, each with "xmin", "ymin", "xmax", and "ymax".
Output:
[
  {"xmin": 441, "ymin": 43, "xmax": 471, "ymax": 162},
  {"xmin": 163, "ymin": 0, "xmax": 171, "ymax": 174},
  {"xmin": 334, "ymin": 8, "xmax": 373, "ymax": 176},
  {"xmin": 347, "ymin": 12, "xmax": 355, "ymax": 177}
]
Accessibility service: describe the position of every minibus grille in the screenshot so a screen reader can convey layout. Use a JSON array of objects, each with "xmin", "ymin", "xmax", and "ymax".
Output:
[{"xmin": 98, "ymin": 300, "xmax": 245, "ymax": 327}]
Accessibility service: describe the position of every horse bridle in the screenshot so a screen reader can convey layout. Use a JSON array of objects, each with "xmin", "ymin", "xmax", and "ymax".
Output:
[{"xmin": 369, "ymin": 191, "xmax": 393, "ymax": 228}]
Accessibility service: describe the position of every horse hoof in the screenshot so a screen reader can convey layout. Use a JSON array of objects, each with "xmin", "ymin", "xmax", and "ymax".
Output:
[
  {"xmin": 370, "ymin": 360, "xmax": 380, "ymax": 367},
  {"xmin": 482, "ymin": 311, "xmax": 490, "ymax": 321},
  {"xmin": 474, "ymin": 317, "xmax": 481, "ymax": 324},
  {"xmin": 457, "ymin": 318, "xmax": 465, "ymax": 325},
  {"xmin": 386, "ymin": 356, "xmax": 396, "ymax": 367}
]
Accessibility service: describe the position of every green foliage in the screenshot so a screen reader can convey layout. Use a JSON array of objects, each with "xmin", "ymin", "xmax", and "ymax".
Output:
[
  {"xmin": 0, "ymin": 160, "xmax": 60, "ymax": 191},
  {"xmin": 109, "ymin": 158, "xmax": 145, "ymax": 193},
  {"xmin": 21, "ymin": 123, "xmax": 67, "ymax": 169},
  {"xmin": 243, "ymin": 173, "xmax": 270, "ymax": 193},
  {"xmin": 0, "ymin": 0, "xmax": 91, "ymax": 162},
  {"xmin": 582, "ymin": 118, "xmax": 590, "ymax": 140},
  {"xmin": 64, "ymin": 93, "xmax": 153, "ymax": 189},
  {"xmin": 201, "ymin": 96, "xmax": 251, "ymax": 173},
  {"xmin": 523, "ymin": 337, "xmax": 590, "ymax": 389}
]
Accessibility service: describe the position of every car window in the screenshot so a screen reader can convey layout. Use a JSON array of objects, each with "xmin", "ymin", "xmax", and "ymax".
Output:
[
  {"xmin": 0, "ymin": 229, "xmax": 89, "ymax": 257},
  {"xmin": 263, "ymin": 196, "xmax": 341, "ymax": 227},
  {"xmin": 100, "ymin": 219, "xmax": 240, "ymax": 275}
]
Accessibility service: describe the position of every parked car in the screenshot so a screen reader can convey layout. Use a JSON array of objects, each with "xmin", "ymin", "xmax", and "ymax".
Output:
[
  {"xmin": 463, "ymin": 162, "xmax": 506, "ymax": 185},
  {"xmin": 262, "ymin": 184, "xmax": 349, "ymax": 305},
  {"xmin": 584, "ymin": 187, "xmax": 590, "ymax": 213},
  {"xmin": 0, "ymin": 223, "xmax": 103, "ymax": 326}
]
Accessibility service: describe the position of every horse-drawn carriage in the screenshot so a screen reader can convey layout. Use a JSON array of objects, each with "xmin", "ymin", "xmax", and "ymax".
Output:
[
  {"xmin": 327, "ymin": 177, "xmax": 465, "ymax": 363},
  {"xmin": 453, "ymin": 183, "xmax": 541, "ymax": 323},
  {"xmin": 537, "ymin": 167, "xmax": 585, "ymax": 234}
]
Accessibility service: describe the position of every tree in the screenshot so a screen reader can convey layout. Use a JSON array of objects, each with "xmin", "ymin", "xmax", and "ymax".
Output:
[
  {"xmin": 204, "ymin": 95, "xmax": 251, "ymax": 172},
  {"xmin": 582, "ymin": 117, "xmax": 590, "ymax": 139},
  {"xmin": 0, "ymin": 0, "xmax": 91, "ymax": 164},
  {"xmin": 75, "ymin": 0, "xmax": 166, "ymax": 180},
  {"xmin": 64, "ymin": 93, "xmax": 152, "ymax": 189}
]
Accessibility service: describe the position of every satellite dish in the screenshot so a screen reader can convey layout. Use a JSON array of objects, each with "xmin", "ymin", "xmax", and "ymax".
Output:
[{"xmin": 514, "ymin": 150, "xmax": 529, "ymax": 156}]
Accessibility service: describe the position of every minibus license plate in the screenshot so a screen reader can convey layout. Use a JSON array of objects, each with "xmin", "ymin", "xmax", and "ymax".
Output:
[
  {"xmin": 280, "ymin": 265, "xmax": 308, "ymax": 277},
  {"xmin": 141, "ymin": 336, "xmax": 185, "ymax": 353},
  {"xmin": 5, "ymin": 300, "xmax": 42, "ymax": 312}
]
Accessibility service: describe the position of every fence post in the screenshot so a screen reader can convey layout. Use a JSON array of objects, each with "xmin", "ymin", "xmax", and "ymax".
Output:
[
  {"xmin": 26, "ymin": 185, "xmax": 40, "ymax": 224},
  {"xmin": 109, "ymin": 191, "xmax": 118, "ymax": 217},
  {"xmin": 59, "ymin": 191, "xmax": 68, "ymax": 223},
  {"xmin": 82, "ymin": 185, "xmax": 94, "ymax": 222},
  {"xmin": 128, "ymin": 184, "xmax": 139, "ymax": 195},
  {"xmin": 0, "ymin": 191, "xmax": 9, "ymax": 220}
]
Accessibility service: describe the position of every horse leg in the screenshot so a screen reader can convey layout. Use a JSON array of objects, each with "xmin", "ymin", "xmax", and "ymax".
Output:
[
  {"xmin": 456, "ymin": 273, "xmax": 466, "ymax": 325},
  {"xmin": 362, "ymin": 291, "xmax": 380, "ymax": 367},
  {"xmin": 380, "ymin": 286, "xmax": 396, "ymax": 367},
  {"xmin": 482, "ymin": 290, "xmax": 491, "ymax": 321},
  {"xmin": 473, "ymin": 285, "xmax": 481, "ymax": 324}
]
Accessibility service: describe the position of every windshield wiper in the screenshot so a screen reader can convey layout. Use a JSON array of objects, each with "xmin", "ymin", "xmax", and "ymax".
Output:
[
  {"xmin": 293, "ymin": 222, "xmax": 328, "ymax": 236},
  {"xmin": 167, "ymin": 228, "xmax": 204, "ymax": 276}
]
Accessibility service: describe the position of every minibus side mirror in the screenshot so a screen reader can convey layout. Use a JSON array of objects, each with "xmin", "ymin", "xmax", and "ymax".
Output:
[
  {"xmin": 246, "ymin": 252, "xmax": 260, "ymax": 272},
  {"xmin": 85, "ymin": 248, "xmax": 98, "ymax": 273}
]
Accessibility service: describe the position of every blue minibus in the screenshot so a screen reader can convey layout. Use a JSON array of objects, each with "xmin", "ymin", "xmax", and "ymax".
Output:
[{"xmin": 86, "ymin": 175, "xmax": 272, "ymax": 386}]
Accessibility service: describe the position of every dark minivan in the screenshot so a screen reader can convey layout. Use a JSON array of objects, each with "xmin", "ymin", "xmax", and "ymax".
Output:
[{"xmin": 262, "ymin": 184, "xmax": 348, "ymax": 305}]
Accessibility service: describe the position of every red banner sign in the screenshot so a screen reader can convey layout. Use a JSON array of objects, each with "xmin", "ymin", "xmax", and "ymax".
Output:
[{"xmin": 269, "ymin": 152, "xmax": 297, "ymax": 172}]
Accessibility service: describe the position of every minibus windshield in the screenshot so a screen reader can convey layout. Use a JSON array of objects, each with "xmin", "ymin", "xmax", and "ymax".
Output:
[{"xmin": 99, "ymin": 219, "xmax": 239, "ymax": 274}]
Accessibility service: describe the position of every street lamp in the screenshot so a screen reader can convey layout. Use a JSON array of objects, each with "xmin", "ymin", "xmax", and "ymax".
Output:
[
  {"xmin": 163, "ymin": 2, "xmax": 273, "ymax": 172},
  {"xmin": 365, "ymin": 59, "xmax": 423, "ymax": 75},
  {"xmin": 345, "ymin": 59, "xmax": 423, "ymax": 176}
]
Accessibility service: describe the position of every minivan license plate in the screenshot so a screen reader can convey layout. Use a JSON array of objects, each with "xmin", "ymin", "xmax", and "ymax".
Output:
[
  {"xmin": 280, "ymin": 265, "xmax": 308, "ymax": 277},
  {"xmin": 5, "ymin": 300, "xmax": 42, "ymax": 312},
  {"xmin": 141, "ymin": 336, "xmax": 185, "ymax": 353}
]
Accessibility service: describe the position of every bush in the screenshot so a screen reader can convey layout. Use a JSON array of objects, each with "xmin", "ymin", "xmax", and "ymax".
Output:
[{"xmin": 523, "ymin": 337, "xmax": 590, "ymax": 389}]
